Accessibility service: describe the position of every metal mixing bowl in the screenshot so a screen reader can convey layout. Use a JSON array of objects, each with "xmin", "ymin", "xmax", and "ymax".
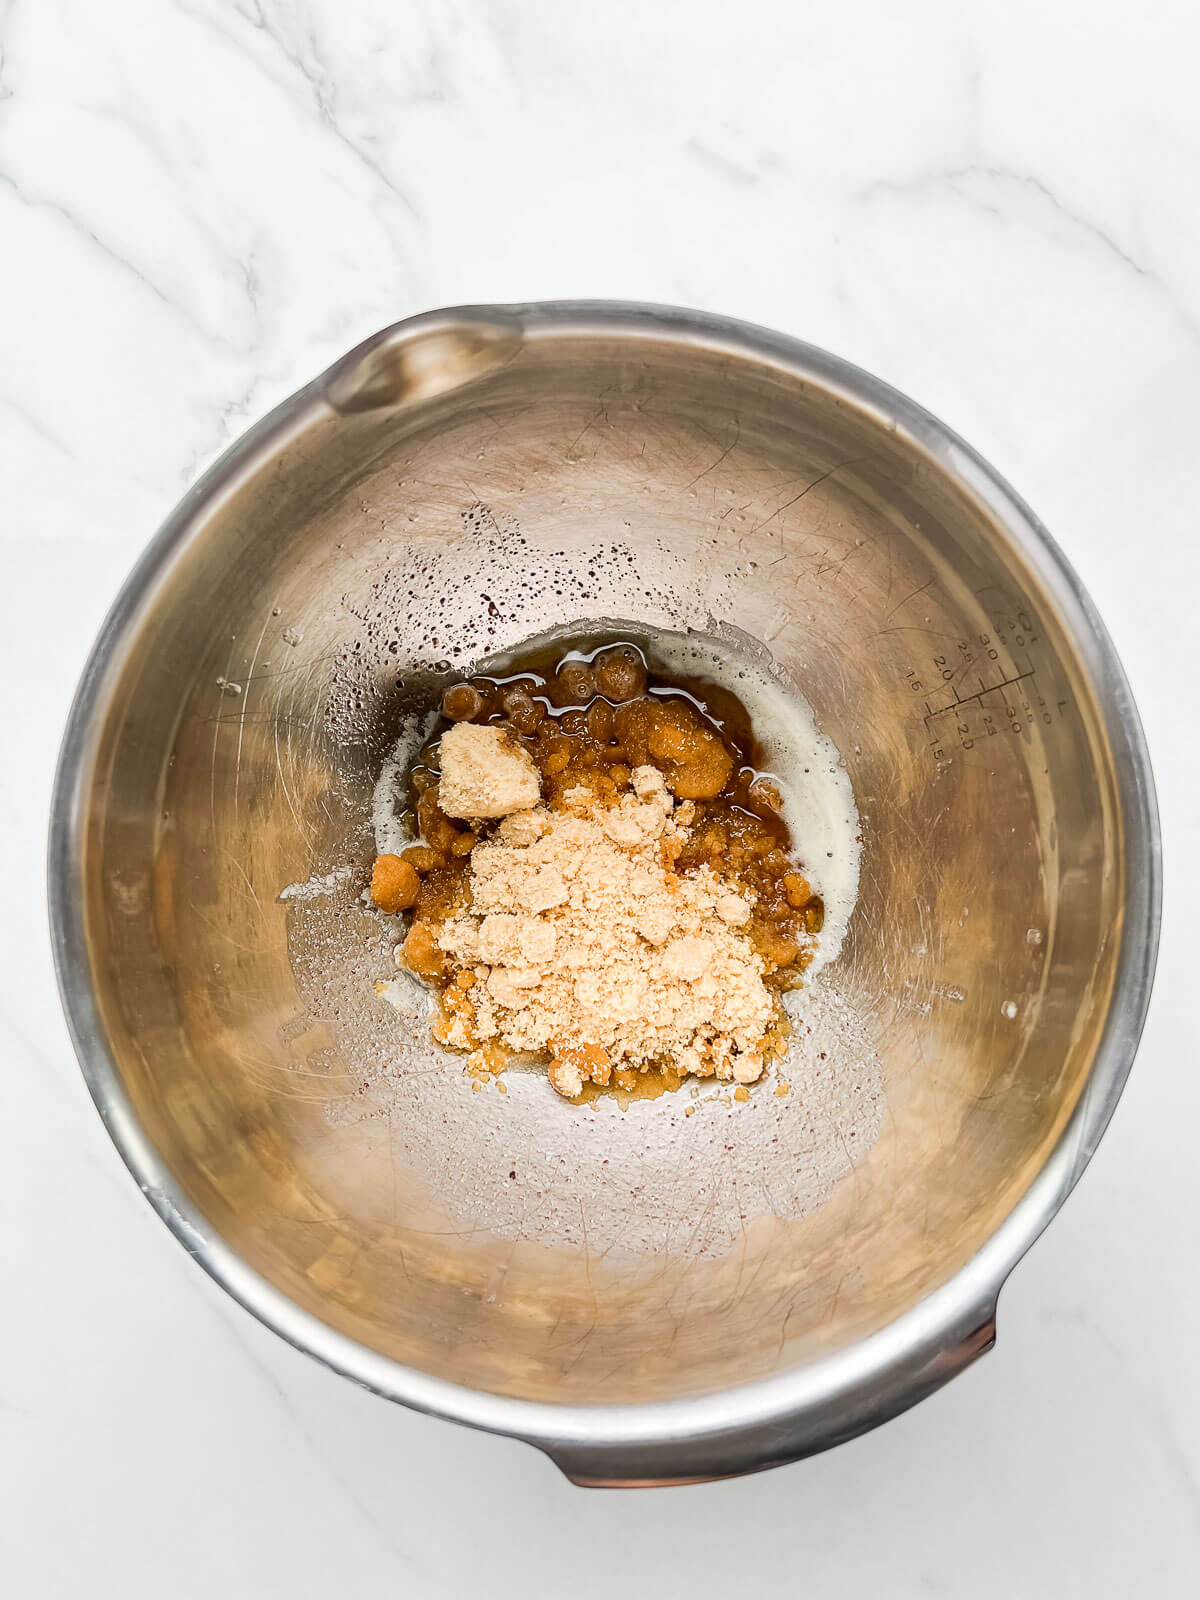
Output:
[{"xmin": 49, "ymin": 303, "xmax": 1160, "ymax": 1484}]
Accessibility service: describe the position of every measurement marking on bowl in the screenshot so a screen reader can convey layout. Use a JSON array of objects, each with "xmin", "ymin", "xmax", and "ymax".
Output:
[
  {"xmin": 900, "ymin": 602, "xmax": 1076, "ymax": 764},
  {"xmin": 920, "ymin": 668, "xmax": 1036, "ymax": 725}
]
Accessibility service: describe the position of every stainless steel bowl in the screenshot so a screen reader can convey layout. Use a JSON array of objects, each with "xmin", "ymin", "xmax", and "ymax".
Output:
[{"xmin": 49, "ymin": 303, "xmax": 1160, "ymax": 1484}]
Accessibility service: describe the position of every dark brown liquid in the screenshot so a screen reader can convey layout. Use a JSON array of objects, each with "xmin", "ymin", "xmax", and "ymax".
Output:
[{"xmin": 412, "ymin": 638, "xmax": 792, "ymax": 845}]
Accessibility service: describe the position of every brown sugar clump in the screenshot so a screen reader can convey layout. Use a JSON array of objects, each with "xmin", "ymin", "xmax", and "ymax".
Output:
[
  {"xmin": 401, "ymin": 920, "xmax": 445, "ymax": 980},
  {"xmin": 369, "ymin": 854, "xmax": 420, "ymax": 913},
  {"xmin": 429, "ymin": 768, "xmax": 787, "ymax": 1096},
  {"xmin": 437, "ymin": 723, "xmax": 541, "ymax": 819},
  {"xmin": 382, "ymin": 641, "xmax": 827, "ymax": 1100},
  {"xmin": 548, "ymin": 1041, "xmax": 612, "ymax": 1097}
]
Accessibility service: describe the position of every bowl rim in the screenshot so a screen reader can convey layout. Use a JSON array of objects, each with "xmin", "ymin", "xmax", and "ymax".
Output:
[{"xmin": 48, "ymin": 300, "xmax": 1162, "ymax": 1480}]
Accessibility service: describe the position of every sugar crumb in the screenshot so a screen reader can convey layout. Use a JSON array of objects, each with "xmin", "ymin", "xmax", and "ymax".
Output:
[
  {"xmin": 433, "ymin": 784, "xmax": 781, "ymax": 1095},
  {"xmin": 438, "ymin": 724, "xmax": 540, "ymax": 819}
]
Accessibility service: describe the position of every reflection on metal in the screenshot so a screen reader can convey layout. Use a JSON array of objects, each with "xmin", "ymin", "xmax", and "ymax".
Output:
[{"xmin": 49, "ymin": 303, "xmax": 1160, "ymax": 1484}]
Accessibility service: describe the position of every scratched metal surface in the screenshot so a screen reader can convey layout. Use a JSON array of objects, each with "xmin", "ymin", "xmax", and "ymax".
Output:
[{"xmin": 70, "ymin": 312, "xmax": 1122, "ymax": 1408}]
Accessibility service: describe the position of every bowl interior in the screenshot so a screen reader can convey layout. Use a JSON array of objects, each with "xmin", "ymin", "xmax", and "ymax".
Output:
[{"xmin": 67, "ymin": 319, "xmax": 1124, "ymax": 1404}]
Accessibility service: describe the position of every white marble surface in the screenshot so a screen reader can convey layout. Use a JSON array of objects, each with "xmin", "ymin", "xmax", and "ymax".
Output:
[{"xmin": 3, "ymin": 0, "xmax": 1198, "ymax": 1592}]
